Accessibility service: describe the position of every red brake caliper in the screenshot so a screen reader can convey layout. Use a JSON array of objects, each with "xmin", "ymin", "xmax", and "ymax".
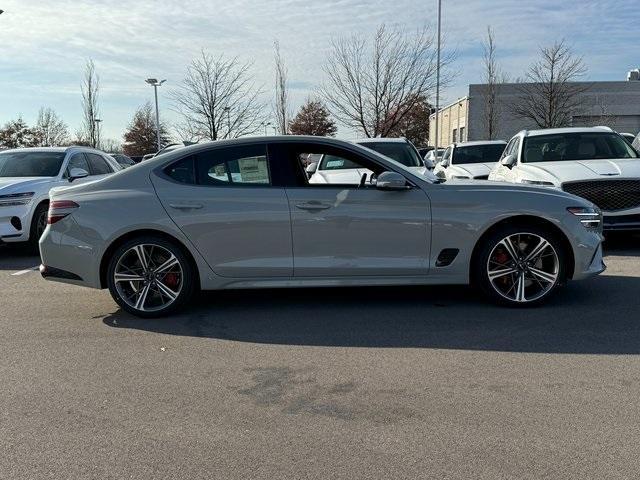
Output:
[{"xmin": 163, "ymin": 273, "xmax": 179, "ymax": 289}]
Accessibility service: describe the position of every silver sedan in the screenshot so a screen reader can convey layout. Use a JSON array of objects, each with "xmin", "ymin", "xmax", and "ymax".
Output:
[{"xmin": 39, "ymin": 136, "xmax": 605, "ymax": 317}]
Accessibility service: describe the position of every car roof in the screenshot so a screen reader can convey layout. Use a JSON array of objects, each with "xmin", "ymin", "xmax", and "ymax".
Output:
[
  {"xmin": 453, "ymin": 140, "xmax": 507, "ymax": 147},
  {"xmin": 0, "ymin": 146, "xmax": 110, "ymax": 155},
  {"xmin": 355, "ymin": 137, "xmax": 408, "ymax": 144},
  {"xmin": 521, "ymin": 126, "xmax": 614, "ymax": 137}
]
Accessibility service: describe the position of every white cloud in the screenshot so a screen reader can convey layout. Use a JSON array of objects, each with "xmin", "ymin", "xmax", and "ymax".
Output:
[{"xmin": 0, "ymin": 0, "xmax": 637, "ymax": 140}]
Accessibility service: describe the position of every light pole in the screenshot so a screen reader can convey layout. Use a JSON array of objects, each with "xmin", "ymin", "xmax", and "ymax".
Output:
[
  {"xmin": 93, "ymin": 118, "xmax": 102, "ymax": 149},
  {"xmin": 434, "ymin": 0, "xmax": 442, "ymax": 153},
  {"xmin": 261, "ymin": 121, "xmax": 271, "ymax": 136},
  {"xmin": 146, "ymin": 78, "xmax": 166, "ymax": 152}
]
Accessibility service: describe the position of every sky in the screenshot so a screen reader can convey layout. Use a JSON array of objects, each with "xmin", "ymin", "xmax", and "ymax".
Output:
[{"xmin": 0, "ymin": 0, "xmax": 638, "ymax": 143}]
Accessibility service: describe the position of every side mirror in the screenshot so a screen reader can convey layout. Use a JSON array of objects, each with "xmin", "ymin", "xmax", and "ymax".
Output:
[
  {"xmin": 500, "ymin": 154, "xmax": 516, "ymax": 169},
  {"xmin": 68, "ymin": 167, "xmax": 89, "ymax": 182},
  {"xmin": 305, "ymin": 162, "xmax": 318, "ymax": 178},
  {"xmin": 375, "ymin": 171, "xmax": 409, "ymax": 190},
  {"xmin": 423, "ymin": 158, "xmax": 435, "ymax": 170}
]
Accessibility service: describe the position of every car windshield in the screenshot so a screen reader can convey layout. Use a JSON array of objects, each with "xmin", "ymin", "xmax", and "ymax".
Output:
[
  {"xmin": 453, "ymin": 144, "xmax": 506, "ymax": 165},
  {"xmin": 522, "ymin": 132, "xmax": 638, "ymax": 163},
  {"xmin": 0, "ymin": 151, "xmax": 65, "ymax": 177},
  {"xmin": 358, "ymin": 142, "xmax": 423, "ymax": 167}
]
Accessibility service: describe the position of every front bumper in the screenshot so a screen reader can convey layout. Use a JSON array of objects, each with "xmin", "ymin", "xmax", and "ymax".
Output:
[
  {"xmin": 0, "ymin": 204, "xmax": 32, "ymax": 243},
  {"xmin": 602, "ymin": 214, "xmax": 640, "ymax": 231}
]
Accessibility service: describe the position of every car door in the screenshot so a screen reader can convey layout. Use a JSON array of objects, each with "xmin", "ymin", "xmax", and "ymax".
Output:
[
  {"xmin": 151, "ymin": 143, "xmax": 293, "ymax": 278},
  {"xmin": 269, "ymin": 142, "xmax": 431, "ymax": 277}
]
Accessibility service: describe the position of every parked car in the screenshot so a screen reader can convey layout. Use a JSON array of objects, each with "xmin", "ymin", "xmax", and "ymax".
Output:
[
  {"xmin": 489, "ymin": 127, "xmax": 640, "ymax": 231},
  {"xmin": 425, "ymin": 148, "xmax": 445, "ymax": 164},
  {"xmin": 418, "ymin": 146, "xmax": 434, "ymax": 158},
  {"xmin": 40, "ymin": 136, "xmax": 604, "ymax": 317},
  {"xmin": 0, "ymin": 146, "xmax": 121, "ymax": 251},
  {"xmin": 141, "ymin": 153, "xmax": 156, "ymax": 162},
  {"xmin": 110, "ymin": 153, "xmax": 136, "ymax": 169},
  {"xmin": 433, "ymin": 141, "xmax": 507, "ymax": 181},
  {"xmin": 307, "ymin": 137, "xmax": 431, "ymax": 184}
]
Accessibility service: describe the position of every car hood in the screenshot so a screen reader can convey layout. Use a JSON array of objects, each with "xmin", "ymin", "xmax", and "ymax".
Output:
[
  {"xmin": 443, "ymin": 178, "xmax": 593, "ymax": 206},
  {"xmin": 450, "ymin": 162, "xmax": 495, "ymax": 178},
  {"xmin": 0, "ymin": 177, "xmax": 54, "ymax": 195},
  {"xmin": 518, "ymin": 159, "xmax": 640, "ymax": 185}
]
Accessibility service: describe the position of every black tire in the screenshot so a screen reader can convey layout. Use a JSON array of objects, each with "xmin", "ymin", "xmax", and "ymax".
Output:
[
  {"xmin": 28, "ymin": 202, "xmax": 49, "ymax": 254},
  {"xmin": 473, "ymin": 224, "xmax": 568, "ymax": 307},
  {"xmin": 106, "ymin": 235, "xmax": 196, "ymax": 318}
]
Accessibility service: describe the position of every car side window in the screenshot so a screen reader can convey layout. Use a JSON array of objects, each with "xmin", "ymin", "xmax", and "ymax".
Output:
[
  {"xmin": 268, "ymin": 142, "xmax": 385, "ymax": 188},
  {"xmin": 86, "ymin": 153, "xmax": 113, "ymax": 175},
  {"xmin": 196, "ymin": 145, "xmax": 270, "ymax": 186},
  {"xmin": 510, "ymin": 138, "xmax": 521, "ymax": 160},
  {"xmin": 65, "ymin": 153, "xmax": 90, "ymax": 177},
  {"xmin": 442, "ymin": 147, "xmax": 452, "ymax": 163},
  {"xmin": 500, "ymin": 139, "xmax": 515, "ymax": 160},
  {"xmin": 165, "ymin": 156, "xmax": 196, "ymax": 184}
]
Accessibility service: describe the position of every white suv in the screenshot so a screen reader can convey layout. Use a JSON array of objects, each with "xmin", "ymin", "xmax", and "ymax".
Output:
[
  {"xmin": 0, "ymin": 146, "xmax": 121, "ymax": 250},
  {"xmin": 489, "ymin": 127, "xmax": 640, "ymax": 231}
]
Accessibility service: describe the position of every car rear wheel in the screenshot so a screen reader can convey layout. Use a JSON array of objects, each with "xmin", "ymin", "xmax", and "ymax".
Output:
[
  {"xmin": 106, "ymin": 236, "xmax": 195, "ymax": 317},
  {"xmin": 474, "ymin": 225, "xmax": 567, "ymax": 306}
]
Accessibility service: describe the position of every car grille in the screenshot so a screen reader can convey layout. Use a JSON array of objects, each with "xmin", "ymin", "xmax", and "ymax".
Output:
[
  {"xmin": 562, "ymin": 180, "xmax": 640, "ymax": 212},
  {"xmin": 474, "ymin": 175, "xmax": 489, "ymax": 180}
]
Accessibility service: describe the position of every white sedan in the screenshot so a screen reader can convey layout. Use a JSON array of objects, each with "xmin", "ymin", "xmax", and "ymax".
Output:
[
  {"xmin": 433, "ymin": 141, "xmax": 506, "ymax": 181},
  {"xmin": 0, "ymin": 147, "xmax": 121, "ymax": 250},
  {"xmin": 489, "ymin": 126, "xmax": 640, "ymax": 231}
]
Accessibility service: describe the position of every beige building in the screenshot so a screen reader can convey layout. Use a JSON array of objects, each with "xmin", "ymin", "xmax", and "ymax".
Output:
[{"xmin": 429, "ymin": 97, "xmax": 469, "ymax": 147}]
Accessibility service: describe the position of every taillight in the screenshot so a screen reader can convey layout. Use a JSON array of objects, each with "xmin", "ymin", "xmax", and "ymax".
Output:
[{"xmin": 48, "ymin": 200, "xmax": 79, "ymax": 224}]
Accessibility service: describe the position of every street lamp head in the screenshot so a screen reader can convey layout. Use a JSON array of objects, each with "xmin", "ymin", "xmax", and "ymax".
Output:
[
  {"xmin": 0, "ymin": 9, "xmax": 4, "ymax": 15},
  {"xmin": 159, "ymin": 79, "xmax": 167, "ymax": 85},
  {"xmin": 146, "ymin": 78, "xmax": 158, "ymax": 85}
]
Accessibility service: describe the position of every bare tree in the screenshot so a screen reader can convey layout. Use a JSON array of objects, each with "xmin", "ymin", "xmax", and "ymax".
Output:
[
  {"xmin": 511, "ymin": 40, "xmax": 589, "ymax": 128},
  {"xmin": 171, "ymin": 50, "xmax": 266, "ymax": 141},
  {"xmin": 273, "ymin": 40, "xmax": 290, "ymax": 135},
  {"xmin": 320, "ymin": 24, "xmax": 449, "ymax": 138},
  {"xmin": 33, "ymin": 107, "xmax": 69, "ymax": 146},
  {"xmin": 481, "ymin": 26, "xmax": 508, "ymax": 140},
  {"xmin": 80, "ymin": 59, "xmax": 101, "ymax": 148}
]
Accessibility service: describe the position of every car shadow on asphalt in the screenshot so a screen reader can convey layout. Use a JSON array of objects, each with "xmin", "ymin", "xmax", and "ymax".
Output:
[
  {"xmin": 102, "ymin": 273, "xmax": 640, "ymax": 354},
  {"xmin": 0, "ymin": 245, "xmax": 41, "ymax": 270}
]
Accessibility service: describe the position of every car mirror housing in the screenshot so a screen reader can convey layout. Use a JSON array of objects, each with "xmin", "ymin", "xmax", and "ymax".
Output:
[
  {"xmin": 305, "ymin": 162, "xmax": 318, "ymax": 178},
  {"xmin": 68, "ymin": 167, "xmax": 89, "ymax": 182},
  {"xmin": 501, "ymin": 154, "xmax": 516, "ymax": 168},
  {"xmin": 375, "ymin": 171, "xmax": 409, "ymax": 190}
]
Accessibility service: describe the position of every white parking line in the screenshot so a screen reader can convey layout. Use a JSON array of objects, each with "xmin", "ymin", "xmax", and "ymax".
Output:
[{"xmin": 11, "ymin": 266, "xmax": 40, "ymax": 276}]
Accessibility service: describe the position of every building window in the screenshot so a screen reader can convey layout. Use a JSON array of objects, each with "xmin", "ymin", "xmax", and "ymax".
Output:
[
  {"xmin": 459, "ymin": 127, "xmax": 466, "ymax": 142},
  {"xmin": 452, "ymin": 129, "xmax": 457, "ymax": 143}
]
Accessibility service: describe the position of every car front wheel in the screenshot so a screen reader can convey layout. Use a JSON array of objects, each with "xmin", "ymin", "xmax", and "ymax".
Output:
[
  {"xmin": 106, "ymin": 236, "xmax": 195, "ymax": 317},
  {"xmin": 475, "ymin": 225, "xmax": 567, "ymax": 306}
]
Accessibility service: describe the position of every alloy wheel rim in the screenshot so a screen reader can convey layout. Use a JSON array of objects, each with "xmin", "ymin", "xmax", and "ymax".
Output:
[
  {"xmin": 36, "ymin": 210, "xmax": 47, "ymax": 239},
  {"xmin": 114, "ymin": 243, "xmax": 183, "ymax": 312},
  {"xmin": 487, "ymin": 233, "xmax": 559, "ymax": 303}
]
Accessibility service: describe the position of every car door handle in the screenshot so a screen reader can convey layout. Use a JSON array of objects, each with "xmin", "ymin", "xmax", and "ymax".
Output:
[
  {"xmin": 169, "ymin": 203, "xmax": 203, "ymax": 210},
  {"xmin": 295, "ymin": 202, "xmax": 332, "ymax": 211}
]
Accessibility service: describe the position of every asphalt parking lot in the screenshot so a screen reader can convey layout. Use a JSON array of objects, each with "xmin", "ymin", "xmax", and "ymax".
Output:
[{"xmin": 1, "ymin": 235, "xmax": 639, "ymax": 479}]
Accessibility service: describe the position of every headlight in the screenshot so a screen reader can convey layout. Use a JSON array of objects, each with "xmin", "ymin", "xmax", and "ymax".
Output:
[
  {"xmin": 0, "ymin": 192, "xmax": 35, "ymax": 207},
  {"xmin": 520, "ymin": 179, "xmax": 555, "ymax": 186},
  {"xmin": 567, "ymin": 206, "xmax": 602, "ymax": 229}
]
